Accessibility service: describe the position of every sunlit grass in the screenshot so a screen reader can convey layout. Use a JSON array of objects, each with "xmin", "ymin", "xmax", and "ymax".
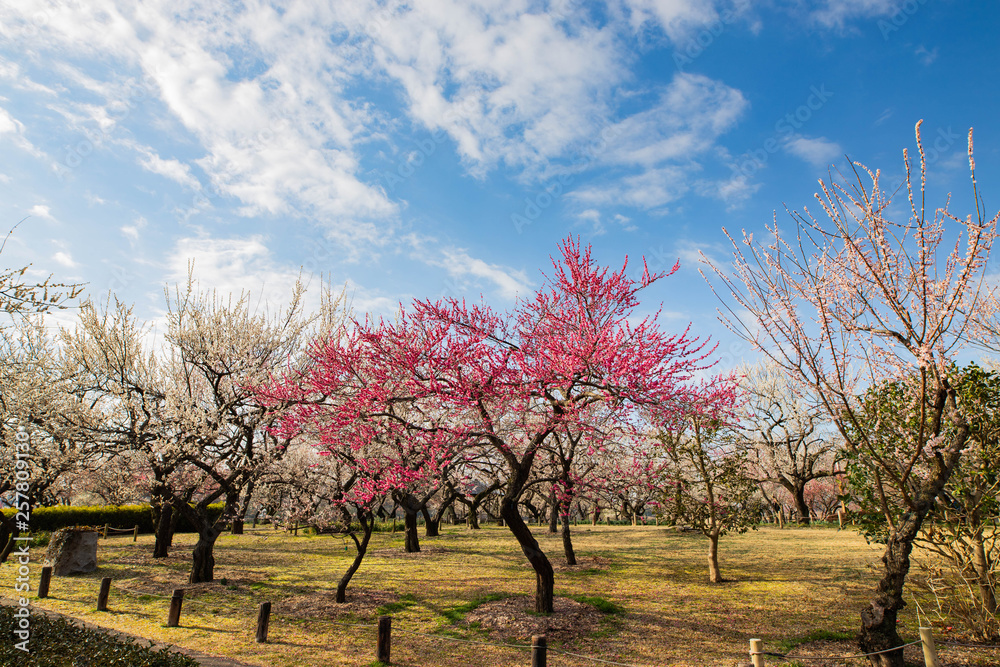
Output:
[{"xmin": 0, "ymin": 523, "xmax": 919, "ymax": 666}]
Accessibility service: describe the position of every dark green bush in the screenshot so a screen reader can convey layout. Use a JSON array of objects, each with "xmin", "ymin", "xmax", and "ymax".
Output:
[
  {"xmin": 1, "ymin": 503, "xmax": 225, "ymax": 535},
  {"xmin": 0, "ymin": 604, "xmax": 198, "ymax": 666}
]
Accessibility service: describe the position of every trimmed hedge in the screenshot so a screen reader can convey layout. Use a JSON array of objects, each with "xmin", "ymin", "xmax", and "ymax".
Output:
[{"xmin": 1, "ymin": 503, "xmax": 226, "ymax": 534}]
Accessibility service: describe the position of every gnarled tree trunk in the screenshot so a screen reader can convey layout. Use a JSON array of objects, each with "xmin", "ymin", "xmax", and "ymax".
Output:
[
  {"xmin": 501, "ymin": 497, "xmax": 554, "ymax": 613},
  {"xmin": 336, "ymin": 512, "xmax": 375, "ymax": 603},
  {"xmin": 189, "ymin": 522, "xmax": 222, "ymax": 583},
  {"xmin": 153, "ymin": 501, "xmax": 174, "ymax": 558}
]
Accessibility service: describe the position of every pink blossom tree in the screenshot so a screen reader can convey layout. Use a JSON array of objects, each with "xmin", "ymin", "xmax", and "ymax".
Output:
[
  {"xmin": 706, "ymin": 122, "xmax": 999, "ymax": 666},
  {"xmin": 270, "ymin": 238, "xmax": 718, "ymax": 613}
]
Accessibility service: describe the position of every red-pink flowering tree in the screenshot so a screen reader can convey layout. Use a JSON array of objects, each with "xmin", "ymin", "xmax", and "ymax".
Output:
[
  {"xmin": 706, "ymin": 122, "xmax": 999, "ymax": 666},
  {"xmin": 272, "ymin": 238, "xmax": 719, "ymax": 613},
  {"xmin": 262, "ymin": 320, "xmax": 458, "ymax": 601}
]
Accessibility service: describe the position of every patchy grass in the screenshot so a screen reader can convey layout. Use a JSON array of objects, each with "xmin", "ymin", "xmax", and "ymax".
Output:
[
  {"xmin": 2, "ymin": 524, "xmax": 997, "ymax": 666},
  {"xmin": 439, "ymin": 592, "xmax": 513, "ymax": 624},
  {"xmin": 375, "ymin": 592, "xmax": 419, "ymax": 616},
  {"xmin": 776, "ymin": 628, "xmax": 856, "ymax": 653},
  {"xmin": 563, "ymin": 594, "xmax": 624, "ymax": 615}
]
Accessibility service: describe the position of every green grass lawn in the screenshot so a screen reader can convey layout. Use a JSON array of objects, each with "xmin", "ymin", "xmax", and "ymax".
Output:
[{"xmin": 0, "ymin": 523, "xmax": 983, "ymax": 666}]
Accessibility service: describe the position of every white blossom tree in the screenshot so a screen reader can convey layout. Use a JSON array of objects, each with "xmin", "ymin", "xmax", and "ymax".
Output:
[{"xmin": 706, "ymin": 122, "xmax": 1000, "ymax": 665}]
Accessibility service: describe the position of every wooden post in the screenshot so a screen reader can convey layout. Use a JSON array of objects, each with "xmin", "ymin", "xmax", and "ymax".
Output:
[
  {"xmin": 293, "ymin": 522, "xmax": 298, "ymax": 536},
  {"xmin": 38, "ymin": 566, "xmax": 52, "ymax": 599},
  {"xmin": 377, "ymin": 615, "xmax": 392, "ymax": 664},
  {"xmin": 166, "ymin": 589, "xmax": 184, "ymax": 627},
  {"xmin": 97, "ymin": 577, "xmax": 112, "ymax": 611},
  {"xmin": 133, "ymin": 525, "xmax": 139, "ymax": 542},
  {"xmin": 532, "ymin": 634, "xmax": 547, "ymax": 667},
  {"xmin": 919, "ymin": 627, "xmax": 941, "ymax": 667},
  {"xmin": 102, "ymin": 524, "xmax": 108, "ymax": 539},
  {"xmin": 749, "ymin": 638, "xmax": 764, "ymax": 667},
  {"xmin": 256, "ymin": 602, "xmax": 271, "ymax": 643}
]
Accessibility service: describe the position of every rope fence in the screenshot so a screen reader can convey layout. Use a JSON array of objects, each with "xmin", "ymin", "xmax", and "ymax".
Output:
[
  {"xmin": 26, "ymin": 567, "xmax": 1000, "ymax": 667},
  {"xmin": 97, "ymin": 524, "xmax": 140, "ymax": 541}
]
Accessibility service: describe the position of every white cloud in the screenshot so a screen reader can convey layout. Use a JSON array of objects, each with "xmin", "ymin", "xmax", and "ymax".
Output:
[
  {"xmin": 915, "ymin": 45, "xmax": 938, "ymax": 66},
  {"xmin": 695, "ymin": 172, "xmax": 760, "ymax": 208},
  {"xmin": 0, "ymin": 1, "xmax": 759, "ymax": 235},
  {"xmin": 0, "ymin": 105, "xmax": 42, "ymax": 156},
  {"xmin": 575, "ymin": 208, "xmax": 638, "ymax": 235},
  {"xmin": 624, "ymin": 0, "xmax": 724, "ymax": 42},
  {"xmin": 573, "ymin": 165, "xmax": 691, "ymax": 210},
  {"xmin": 120, "ymin": 216, "xmax": 147, "ymax": 243},
  {"xmin": 405, "ymin": 233, "xmax": 531, "ymax": 302},
  {"xmin": 2, "ymin": 0, "xmax": 397, "ymax": 249},
  {"xmin": 437, "ymin": 247, "xmax": 531, "ymax": 301},
  {"xmin": 368, "ymin": 2, "xmax": 624, "ymax": 175},
  {"xmin": 783, "ymin": 135, "xmax": 842, "ymax": 168},
  {"xmin": 168, "ymin": 234, "xmax": 310, "ymax": 313},
  {"xmin": 52, "ymin": 251, "xmax": 77, "ymax": 268},
  {"xmin": 809, "ymin": 0, "xmax": 897, "ymax": 29},
  {"xmin": 600, "ymin": 73, "xmax": 747, "ymax": 168},
  {"xmin": 136, "ymin": 148, "xmax": 200, "ymax": 190},
  {"xmin": 28, "ymin": 204, "xmax": 53, "ymax": 219}
]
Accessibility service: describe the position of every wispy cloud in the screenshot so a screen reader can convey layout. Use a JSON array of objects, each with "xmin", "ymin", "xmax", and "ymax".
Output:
[
  {"xmin": 167, "ymin": 234, "xmax": 310, "ymax": 313},
  {"xmin": 809, "ymin": 0, "xmax": 898, "ymax": 29},
  {"xmin": 914, "ymin": 44, "xmax": 938, "ymax": 66},
  {"xmin": 783, "ymin": 135, "xmax": 842, "ymax": 168},
  {"xmin": 52, "ymin": 251, "xmax": 77, "ymax": 268},
  {"xmin": 28, "ymin": 204, "xmax": 54, "ymax": 219}
]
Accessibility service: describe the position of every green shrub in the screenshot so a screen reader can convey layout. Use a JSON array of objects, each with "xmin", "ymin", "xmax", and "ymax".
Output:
[
  {"xmin": 1, "ymin": 503, "xmax": 226, "ymax": 535},
  {"xmin": 0, "ymin": 604, "xmax": 198, "ymax": 666}
]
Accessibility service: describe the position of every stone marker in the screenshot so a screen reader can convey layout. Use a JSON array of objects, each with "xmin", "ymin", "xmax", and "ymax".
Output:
[{"xmin": 45, "ymin": 528, "xmax": 99, "ymax": 575}]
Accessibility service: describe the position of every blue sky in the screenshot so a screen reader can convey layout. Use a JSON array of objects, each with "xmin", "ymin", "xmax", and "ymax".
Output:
[{"xmin": 0, "ymin": 0, "xmax": 997, "ymax": 367}]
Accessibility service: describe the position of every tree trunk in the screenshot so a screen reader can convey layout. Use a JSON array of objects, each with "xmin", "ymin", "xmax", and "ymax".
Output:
[
  {"xmin": 793, "ymin": 482, "xmax": 811, "ymax": 526},
  {"xmin": 189, "ymin": 523, "xmax": 222, "ymax": 583},
  {"xmin": 0, "ymin": 512, "xmax": 17, "ymax": 564},
  {"xmin": 232, "ymin": 482, "xmax": 254, "ymax": 535},
  {"xmin": 708, "ymin": 530, "xmax": 722, "ymax": 583},
  {"xmin": 501, "ymin": 497, "xmax": 554, "ymax": 613},
  {"xmin": 336, "ymin": 514, "xmax": 374, "ymax": 603},
  {"xmin": 422, "ymin": 506, "xmax": 440, "ymax": 537},
  {"xmin": 153, "ymin": 501, "xmax": 174, "ymax": 558},
  {"xmin": 859, "ymin": 511, "xmax": 926, "ymax": 666},
  {"xmin": 403, "ymin": 508, "xmax": 420, "ymax": 553},
  {"xmin": 560, "ymin": 508, "xmax": 577, "ymax": 566},
  {"xmin": 972, "ymin": 529, "xmax": 998, "ymax": 614},
  {"xmin": 548, "ymin": 487, "xmax": 559, "ymax": 534}
]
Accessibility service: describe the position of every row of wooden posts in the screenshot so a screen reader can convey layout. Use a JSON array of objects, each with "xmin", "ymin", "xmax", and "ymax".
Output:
[
  {"xmin": 34, "ymin": 569, "xmax": 553, "ymax": 665},
  {"xmin": 98, "ymin": 524, "xmax": 139, "ymax": 540},
  {"xmin": 747, "ymin": 630, "xmax": 943, "ymax": 667}
]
